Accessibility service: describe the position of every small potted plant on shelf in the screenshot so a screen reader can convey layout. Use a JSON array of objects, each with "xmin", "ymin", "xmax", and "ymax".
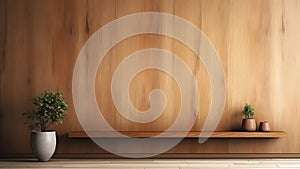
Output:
[
  {"xmin": 23, "ymin": 91, "xmax": 68, "ymax": 161},
  {"xmin": 241, "ymin": 103, "xmax": 256, "ymax": 131}
]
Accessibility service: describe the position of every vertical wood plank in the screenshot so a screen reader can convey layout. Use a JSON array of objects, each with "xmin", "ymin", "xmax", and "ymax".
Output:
[{"xmin": 1, "ymin": 0, "xmax": 300, "ymax": 156}]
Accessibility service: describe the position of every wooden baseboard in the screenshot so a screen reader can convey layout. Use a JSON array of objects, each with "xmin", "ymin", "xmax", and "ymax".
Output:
[{"xmin": 1, "ymin": 153, "xmax": 300, "ymax": 159}]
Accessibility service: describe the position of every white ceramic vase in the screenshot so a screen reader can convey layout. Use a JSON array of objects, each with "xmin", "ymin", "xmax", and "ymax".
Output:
[{"xmin": 30, "ymin": 131, "xmax": 56, "ymax": 162}]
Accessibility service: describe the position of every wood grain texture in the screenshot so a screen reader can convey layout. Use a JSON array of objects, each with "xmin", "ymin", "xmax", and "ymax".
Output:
[
  {"xmin": 68, "ymin": 131, "xmax": 287, "ymax": 138},
  {"xmin": 1, "ymin": 159, "xmax": 300, "ymax": 168},
  {"xmin": 0, "ymin": 0, "xmax": 300, "ymax": 157},
  {"xmin": 95, "ymin": 34, "xmax": 210, "ymax": 132}
]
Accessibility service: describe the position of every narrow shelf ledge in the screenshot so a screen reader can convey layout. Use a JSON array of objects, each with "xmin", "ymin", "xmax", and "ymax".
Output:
[{"xmin": 68, "ymin": 131, "xmax": 287, "ymax": 139}]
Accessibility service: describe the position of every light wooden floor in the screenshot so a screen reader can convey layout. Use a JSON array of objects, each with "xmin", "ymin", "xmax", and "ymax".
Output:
[{"xmin": 1, "ymin": 159, "xmax": 300, "ymax": 169}]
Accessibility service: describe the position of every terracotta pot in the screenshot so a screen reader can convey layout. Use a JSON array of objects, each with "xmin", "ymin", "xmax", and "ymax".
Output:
[
  {"xmin": 242, "ymin": 118, "xmax": 256, "ymax": 131},
  {"xmin": 259, "ymin": 121, "xmax": 270, "ymax": 132}
]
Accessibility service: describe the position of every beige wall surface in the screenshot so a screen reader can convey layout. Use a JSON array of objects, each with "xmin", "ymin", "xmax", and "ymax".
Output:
[{"xmin": 1, "ymin": 0, "xmax": 300, "ymax": 157}]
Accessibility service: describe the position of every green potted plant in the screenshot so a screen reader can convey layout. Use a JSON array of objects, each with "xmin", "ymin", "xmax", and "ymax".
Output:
[
  {"xmin": 23, "ymin": 91, "xmax": 68, "ymax": 161},
  {"xmin": 241, "ymin": 103, "xmax": 256, "ymax": 131}
]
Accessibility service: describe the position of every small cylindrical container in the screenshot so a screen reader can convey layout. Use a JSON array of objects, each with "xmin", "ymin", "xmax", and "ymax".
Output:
[{"xmin": 259, "ymin": 121, "xmax": 270, "ymax": 132}]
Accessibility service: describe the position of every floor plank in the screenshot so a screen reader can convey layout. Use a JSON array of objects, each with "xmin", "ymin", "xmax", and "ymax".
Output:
[{"xmin": 1, "ymin": 159, "xmax": 300, "ymax": 168}]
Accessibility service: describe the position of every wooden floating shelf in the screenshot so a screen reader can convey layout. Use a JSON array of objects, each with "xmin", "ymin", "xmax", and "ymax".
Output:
[{"xmin": 68, "ymin": 131, "xmax": 287, "ymax": 139}]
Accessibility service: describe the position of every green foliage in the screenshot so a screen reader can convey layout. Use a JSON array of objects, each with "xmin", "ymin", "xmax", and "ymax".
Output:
[
  {"xmin": 23, "ymin": 91, "xmax": 68, "ymax": 132},
  {"xmin": 242, "ymin": 103, "xmax": 255, "ymax": 119}
]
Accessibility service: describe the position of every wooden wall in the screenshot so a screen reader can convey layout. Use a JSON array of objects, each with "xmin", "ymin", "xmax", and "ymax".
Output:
[{"xmin": 1, "ymin": 0, "xmax": 300, "ymax": 157}]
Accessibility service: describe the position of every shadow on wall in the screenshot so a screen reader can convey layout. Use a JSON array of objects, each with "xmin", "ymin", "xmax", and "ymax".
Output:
[
  {"xmin": 0, "ymin": 106, "xmax": 2, "ymax": 119},
  {"xmin": 231, "ymin": 110, "xmax": 243, "ymax": 131}
]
